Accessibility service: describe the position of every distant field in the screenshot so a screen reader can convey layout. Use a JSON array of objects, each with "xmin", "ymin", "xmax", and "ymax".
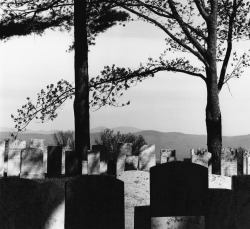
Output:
[{"xmin": 1, "ymin": 130, "xmax": 250, "ymax": 162}]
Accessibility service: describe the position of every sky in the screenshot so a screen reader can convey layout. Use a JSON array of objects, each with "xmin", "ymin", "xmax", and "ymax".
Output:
[{"xmin": 1, "ymin": 20, "xmax": 250, "ymax": 136}]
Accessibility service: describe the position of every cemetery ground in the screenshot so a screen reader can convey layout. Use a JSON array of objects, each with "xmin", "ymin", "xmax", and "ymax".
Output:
[{"xmin": 0, "ymin": 137, "xmax": 250, "ymax": 228}]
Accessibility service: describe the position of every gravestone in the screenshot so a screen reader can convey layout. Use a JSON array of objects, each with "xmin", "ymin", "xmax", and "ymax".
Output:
[
  {"xmin": 205, "ymin": 189, "xmax": 234, "ymax": 229},
  {"xmin": 118, "ymin": 171, "xmax": 150, "ymax": 229},
  {"xmin": 116, "ymin": 143, "xmax": 132, "ymax": 175},
  {"xmin": 184, "ymin": 158, "xmax": 192, "ymax": 163},
  {"xmin": 82, "ymin": 161, "xmax": 88, "ymax": 175},
  {"xmin": 221, "ymin": 148, "xmax": 237, "ymax": 177},
  {"xmin": 209, "ymin": 174, "xmax": 232, "ymax": 190},
  {"xmin": 0, "ymin": 141, "xmax": 5, "ymax": 177},
  {"xmin": 134, "ymin": 206, "xmax": 150, "ymax": 229},
  {"xmin": 151, "ymin": 216, "xmax": 205, "ymax": 229},
  {"xmin": 232, "ymin": 175, "xmax": 250, "ymax": 229},
  {"xmin": 237, "ymin": 148, "xmax": 244, "ymax": 175},
  {"xmin": 88, "ymin": 150, "xmax": 100, "ymax": 175},
  {"xmin": 30, "ymin": 139, "xmax": 47, "ymax": 174},
  {"xmin": 65, "ymin": 176, "xmax": 124, "ymax": 229},
  {"xmin": 138, "ymin": 145, "xmax": 156, "ymax": 172},
  {"xmin": 191, "ymin": 148, "xmax": 212, "ymax": 173},
  {"xmin": 243, "ymin": 150, "xmax": 250, "ymax": 175},
  {"xmin": 107, "ymin": 160, "xmax": 116, "ymax": 177},
  {"xmin": 92, "ymin": 145, "xmax": 107, "ymax": 175},
  {"xmin": 7, "ymin": 140, "xmax": 26, "ymax": 176},
  {"xmin": 47, "ymin": 146, "xmax": 62, "ymax": 178},
  {"xmin": 150, "ymin": 162, "xmax": 208, "ymax": 228},
  {"xmin": 65, "ymin": 151, "xmax": 78, "ymax": 176},
  {"xmin": 0, "ymin": 177, "xmax": 66, "ymax": 229},
  {"xmin": 20, "ymin": 148, "xmax": 44, "ymax": 179},
  {"xmin": 125, "ymin": 155, "xmax": 138, "ymax": 171},
  {"xmin": 160, "ymin": 149, "xmax": 176, "ymax": 164}
]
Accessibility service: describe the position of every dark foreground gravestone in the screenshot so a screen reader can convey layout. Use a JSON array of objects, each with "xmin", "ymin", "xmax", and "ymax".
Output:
[
  {"xmin": 0, "ymin": 177, "xmax": 66, "ymax": 229},
  {"xmin": 232, "ymin": 175, "xmax": 250, "ymax": 229},
  {"xmin": 205, "ymin": 189, "xmax": 234, "ymax": 229},
  {"xmin": 65, "ymin": 151, "xmax": 78, "ymax": 176},
  {"xmin": 107, "ymin": 160, "xmax": 116, "ymax": 177},
  {"xmin": 65, "ymin": 175, "xmax": 125, "ymax": 229},
  {"xmin": 47, "ymin": 146, "xmax": 62, "ymax": 178},
  {"xmin": 150, "ymin": 162, "xmax": 208, "ymax": 228},
  {"xmin": 134, "ymin": 206, "xmax": 150, "ymax": 229},
  {"xmin": 150, "ymin": 161, "xmax": 208, "ymax": 217}
]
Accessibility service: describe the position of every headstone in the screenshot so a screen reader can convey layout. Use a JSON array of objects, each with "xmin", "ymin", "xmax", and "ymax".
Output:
[
  {"xmin": 118, "ymin": 171, "xmax": 150, "ymax": 229},
  {"xmin": 125, "ymin": 155, "xmax": 138, "ymax": 171},
  {"xmin": 47, "ymin": 146, "xmax": 62, "ymax": 178},
  {"xmin": 221, "ymin": 148, "xmax": 237, "ymax": 177},
  {"xmin": 151, "ymin": 216, "xmax": 205, "ymax": 229},
  {"xmin": 184, "ymin": 158, "xmax": 192, "ymax": 163},
  {"xmin": 92, "ymin": 145, "xmax": 107, "ymax": 175},
  {"xmin": 7, "ymin": 140, "xmax": 26, "ymax": 176},
  {"xmin": 30, "ymin": 139, "xmax": 45, "ymax": 150},
  {"xmin": 160, "ymin": 149, "xmax": 175, "ymax": 164},
  {"xmin": 0, "ymin": 177, "xmax": 66, "ymax": 229},
  {"xmin": 209, "ymin": 174, "xmax": 232, "ymax": 190},
  {"xmin": 134, "ymin": 206, "xmax": 150, "ymax": 229},
  {"xmin": 65, "ymin": 176, "xmax": 125, "ymax": 229},
  {"xmin": 150, "ymin": 162, "xmax": 208, "ymax": 217},
  {"xmin": 237, "ymin": 148, "xmax": 244, "ymax": 175},
  {"xmin": 0, "ymin": 141, "xmax": 5, "ymax": 177},
  {"xmin": 117, "ymin": 143, "xmax": 132, "ymax": 175},
  {"xmin": 232, "ymin": 175, "xmax": 250, "ymax": 229},
  {"xmin": 88, "ymin": 150, "xmax": 100, "ymax": 175},
  {"xmin": 107, "ymin": 160, "xmax": 116, "ymax": 177},
  {"xmin": 191, "ymin": 148, "xmax": 212, "ymax": 172},
  {"xmin": 243, "ymin": 151, "xmax": 249, "ymax": 175},
  {"xmin": 82, "ymin": 161, "xmax": 88, "ymax": 175},
  {"xmin": 205, "ymin": 189, "xmax": 234, "ymax": 229},
  {"xmin": 138, "ymin": 145, "xmax": 156, "ymax": 172},
  {"xmin": 20, "ymin": 148, "xmax": 44, "ymax": 179},
  {"xmin": 65, "ymin": 151, "xmax": 78, "ymax": 176}
]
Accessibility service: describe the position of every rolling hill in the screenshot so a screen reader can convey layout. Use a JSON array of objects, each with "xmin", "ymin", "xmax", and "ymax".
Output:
[{"xmin": 1, "ymin": 128, "xmax": 250, "ymax": 162}]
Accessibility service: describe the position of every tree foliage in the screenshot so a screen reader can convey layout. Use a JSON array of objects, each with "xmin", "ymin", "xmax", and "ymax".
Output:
[{"xmin": 95, "ymin": 128, "xmax": 147, "ymax": 160}]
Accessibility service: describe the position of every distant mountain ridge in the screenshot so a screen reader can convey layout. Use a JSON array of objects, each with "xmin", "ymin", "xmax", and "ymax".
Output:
[{"xmin": 1, "ymin": 127, "xmax": 250, "ymax": 162}]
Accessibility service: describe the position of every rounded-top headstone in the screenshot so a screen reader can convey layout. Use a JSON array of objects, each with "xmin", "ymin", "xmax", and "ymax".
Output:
[
  {"xmin": 150, "ymin": 161, "xmax": 208, "ymax": 217},
  {"xmin": 65, "ymin": 175, "xmax": 124, "ymax": 229}
]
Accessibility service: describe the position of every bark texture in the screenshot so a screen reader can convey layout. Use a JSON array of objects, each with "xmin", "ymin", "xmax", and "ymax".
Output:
[{"xmin": 74, "ymin": 0, "xmax": 90, "ymax": 174}]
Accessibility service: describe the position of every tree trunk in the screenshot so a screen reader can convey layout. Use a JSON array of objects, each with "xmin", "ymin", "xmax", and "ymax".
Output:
[{"xmin": 74, "ymin": 0, "xmax": 90, "ymax": 175}]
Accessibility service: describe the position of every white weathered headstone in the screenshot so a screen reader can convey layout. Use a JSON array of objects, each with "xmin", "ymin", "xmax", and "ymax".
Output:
[
  {"xmin": 151, "ymin": 216, "xmax": 205, "ymax": 229},
  {"xmin": 221, "ymin": 148, "xmax": 237, "ymax": 177},
  {"xmin": 20, "ymin": 148, "xmax": 44, "ymax": 179},
  {"xmin": 243, "ymin": 150, "xmax": 250, "ymax": 175},
  {"xmin": 88, "ymin": 150, "xmax": 100, "ymax": 175},
  {"xmin": 138, "ymin": 144, "xmax": 156, "ymax": 172},
  {"xmin": 160, "ymin": 149, "xmax": 175, "ymax": 164},
  {"xmin": 116, "ymin": 143, "xmax": 132, "ymax": 175},
  {"xmin": 0, "ymin": 141, "xmax": 5, "ymax": 177},
  {"xmin": 82, "ymin": 161, "xmax": 88, "ymax": 175},
  {"xmin": 125, "ymin": 155, "xmax": 138, "ymax": 171},
  {"xmin": 191, "ymin": 148, "xmax": 212, "ymax": 173},
  {"xmin": 118, "ymin": 171, "xmax": 150, "ymax": 229},
  {"xmin": 100, "ymin": 161, "xmax": 107, "ymax": 175},
  {"xmin": 209, "ymin": 174, "xmax": 232, "ymax": 190},
  {"xmin": 7, "ymin": 140, "xmax": 26, "ymax": 176}
]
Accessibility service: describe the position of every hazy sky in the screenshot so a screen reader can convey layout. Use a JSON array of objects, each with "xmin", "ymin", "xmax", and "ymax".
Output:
[{"xmin": 1, "ymin": 20, "xmax": 250, "ymax": 136}]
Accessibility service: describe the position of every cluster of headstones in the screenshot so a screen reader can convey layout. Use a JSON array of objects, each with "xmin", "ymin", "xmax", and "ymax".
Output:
[{"xmin": 0, "ymin": 140, "xmax": 178, "ymax": 179}]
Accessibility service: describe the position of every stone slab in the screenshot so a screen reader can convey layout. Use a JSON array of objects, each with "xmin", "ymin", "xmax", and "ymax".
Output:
[
  {"xmin": 191, "ymin": 148, "xmax": 211, "ymax": 170},
  {"xmin": 7, "ymin": 140, "xmax": 26, "ymax": 176},
  {"xmin": 0, "ymin": 141, "xmax": 5, "ymax": 177},
  {"xmin": 65, "ymin": 151, "xmax": 78, "ymax": 176},
  {"xmin": 139, "ymin": 145, "xmax": 156, "ymax": 172},
  {"xmin": 150, "ymin": 162, "xmax": 208, "ymax": 217},
  {"xmin": 118, "ymin": 171, "xmax": 150, "ymax": 229},
  {"xmin": 47, "ymin": 146, "xmax": 62, "ymax": 178},
  {"xmin": 134, "ymin": 206, "xmax": 150, "ymax": 229},
  {"xmin": 20, "ymin": 148, "xmax": 44, "ymax": 179},
  {"xmin": 151, "ymin": 216, "xmax": 205, "ymax": 229},
  {"xmin": 82, "ymin": 161, "xmax": 88, "ymax": 175},
  {"xmin": 117, "ymin": 143, "xmax": 132, "ymax": 175},
  {"xmin": 100, "ymin": 161, "xmax": 107, "ymax": 175},
  {"xmin": 205, "ymin": 189, "xmax": 234, "ymax": 229},
  {"xmin": 221, "ymin": 148, "xmax": 237, "ymax": 177},
  {"xmin": 65, "ymin": 176, "xmax": 124, "ymax": 229},
  {"xmin": 0, "ymin": 177, "xmax": 67, "ymax": 229},
  {"xmin": 88, "ymin": 150, "xmax": 100, "ymax": 175},
  {"xmin": 160, "ymin": 149, "xmax": 175, "ymax": 164},
  {"xmin": 125, "ymin": 155, "xmax": 138, "ymax": 171},
  {"xmin": 107, "ymin": 160, "xmax": 116, "ymax": 177},
  {"xmin": 209, "ymin": 174, "xmax": 232, "ymax": 190}
]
